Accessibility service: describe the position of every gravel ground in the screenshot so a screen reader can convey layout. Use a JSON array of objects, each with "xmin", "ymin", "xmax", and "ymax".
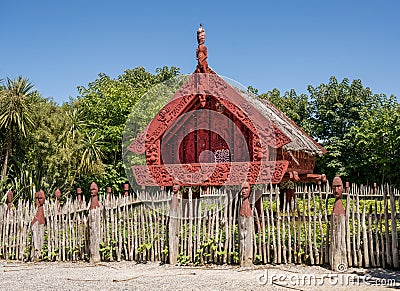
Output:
[{"xmin": 1, "ymin": 260, "xmax": 399, "ymax": 290}]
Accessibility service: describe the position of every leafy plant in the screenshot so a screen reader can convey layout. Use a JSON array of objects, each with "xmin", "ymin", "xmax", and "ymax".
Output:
[{"xmin": 177, "ymin": 253, "xmax": 190, "ymax": 265}]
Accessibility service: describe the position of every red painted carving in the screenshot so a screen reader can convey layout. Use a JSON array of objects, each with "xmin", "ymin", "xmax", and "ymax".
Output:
[
  {"xmin": 132, "ymin": 161, "xmax": 288, "ymax": 186},
  {"xmin": 195, "ymin": 24, "xmax": 210, "ymax": 74},
  {"xmin": 252, "ymin": 134, "xmax": 263, "ymax": 161},
  {"xmin": 146, "ymin": 139, "xmax": 160, "ymax": 165},
  {"xmin": 55, "ymin": 189, "xmax": 61, "ymax": 200},
  {"xmin": 128, "ymin": 129, "xmax": 146, "ymax": 155},
  {"xmin": 76, "ymin": 187, "xmax": 82, "ymax": 203},
  {"xmin": 32, "ymin": 190, "xmax": 45, "ymax": 225},
  {"xmin": 129, "ymin": 73, "xmax": 291, "ymax": 157},
  {"xmin": 332, "ymin": 176, "xmax": 345, "ymax": 215},
  {"xmin": 171, "ymin": 179, "xmax": 181, "ymax": 212},
  {"xmin": 6, "ymin": 190, "xmax": 13, "ymax": 213},
  {"xmin": 107, "ymin": 187, "xmax": 112, "ymax": 201},
  {"xmin": 239, "ymin": 181, "xmax": 252, "ymax": 218},
  {"xmin": 278, "ymin": 150, "xmax": 316, "ymax": 174},
  {"xmin": 89, "ymin": 182, "xmax": 100, "ymax": 209},
  {"xmin": 55, "ymin": 188, "xmax": 61, "ymax": 210},
  {"xmin": 124, "ymin": 183, "xmax": 129, "ymax": 197}
]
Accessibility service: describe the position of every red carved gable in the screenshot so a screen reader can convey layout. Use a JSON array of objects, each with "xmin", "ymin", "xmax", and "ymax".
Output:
[{"xmin": 129, "ymin": 73, "xmax": 291, "ymax": 156}]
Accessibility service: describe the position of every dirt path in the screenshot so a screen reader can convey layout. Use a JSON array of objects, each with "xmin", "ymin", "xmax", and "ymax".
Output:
[{"xmin": 1, "ymin": 260, "xmax": 399, "ymax": 290}]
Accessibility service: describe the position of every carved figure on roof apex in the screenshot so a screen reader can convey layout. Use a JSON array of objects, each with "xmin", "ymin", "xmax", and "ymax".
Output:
[{"xmin": 195, "ymin": 24, "xmax": 209, "ymax": 74}]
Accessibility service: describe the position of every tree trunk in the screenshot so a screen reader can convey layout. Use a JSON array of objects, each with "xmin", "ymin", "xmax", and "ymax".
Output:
[{"xmin": 1, "ymin": 131, "xmax": 12, "ymax": 182}]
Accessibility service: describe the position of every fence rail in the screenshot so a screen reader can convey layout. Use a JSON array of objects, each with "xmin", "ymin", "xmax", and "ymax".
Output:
[{"xmin": 0, "ymin": 183, "xmax": 399, "ymax": 268}]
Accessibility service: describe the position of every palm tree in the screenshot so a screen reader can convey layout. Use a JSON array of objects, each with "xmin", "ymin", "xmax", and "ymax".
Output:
[
  {"xmin": 70, "ymin": 131, "xmax": 105, "ymax": 187},
  {"xmin": 64, "ymin": 107, "xmax": 87, "ymax": 141},
  {"xmin": 0, "ymin": 76, "xmax": 35, "ymax": 182}
]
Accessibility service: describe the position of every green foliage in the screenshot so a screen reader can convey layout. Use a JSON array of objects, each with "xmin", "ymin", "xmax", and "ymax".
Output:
[
  {"xmin": 137, "ymin": 243, "xmax": 152, "ymax": 254},
  {"xmin": 230, "ymin": 250, "xmax": 239, "ymax": 264},
  {"xmin": 247, "ymin": 85, "xmax": 259, "ymax": 96},
  {"xmin": 257, "ymin": 76, "xmax": 399, "ymax": 186},
  {"xmin": 307, "ymin": 77, "xmax": 374, "ymax": 181},
  {"xmin": 259, "ymin": 88, "xmax": 312, "ymax": 133},
  {"xmin": 5, "ymin": 161, "xmax": 39, "ymax": 202},
  {"xmin": 0, "ymin": 76, "xmax": 35, "ymax": 136},
  {"xmin": 99, "ymin": 241, "xmax": 116, "ymax": 261},
  {"xmin": 309, "ymin": 78, "xmax": 367, "ymax": 139},
  {"xmin": 347, "ymin": 95, "xmax": 400, "ymax": 187},
  {"xmin": 0, "ymin": 67, "xmax": 180, "ymax": 200},
  {"xmin": 0, "ymin": 76, "xmax": 36, "ymax": 182},
  {"xmin": 177, "ymin": 253, "xmax": 191, "ymax": 265}
]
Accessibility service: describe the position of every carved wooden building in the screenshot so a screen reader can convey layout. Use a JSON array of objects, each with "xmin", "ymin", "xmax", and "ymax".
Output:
[{"xmin": 128, "ymin": 25, "xmax": 325, "ymax": 188}]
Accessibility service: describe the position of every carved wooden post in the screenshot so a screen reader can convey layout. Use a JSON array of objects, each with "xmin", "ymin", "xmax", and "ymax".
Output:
[
  {"xmin": 169, "ymin": 179, "xmax": 181, "ymax": 264},
  {"xmin": 6, "ymin": 190, "xmax": 13, "ymax": 214},
  {"xmin": 124, "ymin": 183, "xmax": 129, "ymax": 197},
  {"xmin": 330, "ymin": 176, "xmax": 348, "ymax": 271},
  {"xmin": 55, "ymin": 188, "xmax": 61, "ymax": 210},
  {"xmin": 107, "ymin": 187, "xmax": 112, "ymax": 201},
  {"xmin": 76, "ymin": 187, "xmax": 82, "ymax": 203},
  {"xmin": 239, "ymin": 181, "xmax": 253, "ymax": 267},
  {"xmin": 32, "ymin": 190, "xmax": 46, "ymax": 261},
  {"xmin": 88, "ymin": 182, "xmax": 101, "ymax": 264}
]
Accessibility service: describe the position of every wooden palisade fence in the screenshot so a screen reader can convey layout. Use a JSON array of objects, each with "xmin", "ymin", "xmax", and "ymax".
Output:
[{"xmin": 0, "ymin": 183, "xmax": 399, "ymax": 269}]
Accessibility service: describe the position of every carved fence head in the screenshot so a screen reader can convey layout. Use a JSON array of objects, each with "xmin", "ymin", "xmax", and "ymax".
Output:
[{"xmin": 332, "ymin": 176, "xmax": 344, "ymax": 199}]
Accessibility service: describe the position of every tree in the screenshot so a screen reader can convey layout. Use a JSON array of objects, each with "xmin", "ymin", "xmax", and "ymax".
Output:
[
  {"xmin": 0, "ymin": 76, "xmax": 35, "ymax": 181},
  {"xmin": 75, "ymin": 66, "xmax": 181, "ymax": 185},
  {"xmin": 347, "ymin": 94, "xmax": 400, "ymax": 186},
  {"xmin": 2, "ymin": 95, "xmax": 73, "ymax": 200},
  {"xmin": 259, "ymin": 88, "xmax": 312, "ymax": 134},
  {"xmin": 70, "ymin": 131, "xmax": 105, "ymax": 187},
  {"xmin": 306, "ymin": 77, "xmax": 374, "ymax": 181},
  {"xmin": 308, "ymin": 77, "xmax": 371, "ymax": 142}
]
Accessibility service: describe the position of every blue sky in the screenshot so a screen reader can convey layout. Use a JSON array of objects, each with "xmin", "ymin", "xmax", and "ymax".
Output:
[{"xmin": 1, "ymin": 0, "xmax": 399, "ymax": 104}]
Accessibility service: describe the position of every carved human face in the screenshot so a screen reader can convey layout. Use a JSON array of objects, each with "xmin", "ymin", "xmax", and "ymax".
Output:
[
  {"xmin": 332, "ymin": 177, "xmax": 343, "ymax": 199},
  {"xmin": 172, "ymin": 180, "xmax": 181, "ymax": 194},
  {"xmin": 36, "ymin": 192, "xmax": 45, "ymax": 206},
  {"xmin": 199, "ymin": 94, "xmax": 207, "ymax": 107},
  {"xmin": 90, "ymin": 183, "xmax": 99, "ymax": 197},
  {"xmin": 241, "ymin": 182, "xmax": 251, "ymax": 199},
  {"xmin": 7, "ymin": 190, "xmax": 13, "ymax": 203},
  {"xmin": 55, "ymin": 189, "xmax": 61, "ymax": 200},
  {"xmin": 197, "ymin": 31, "xmax": 206, "ymax": 44}
]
